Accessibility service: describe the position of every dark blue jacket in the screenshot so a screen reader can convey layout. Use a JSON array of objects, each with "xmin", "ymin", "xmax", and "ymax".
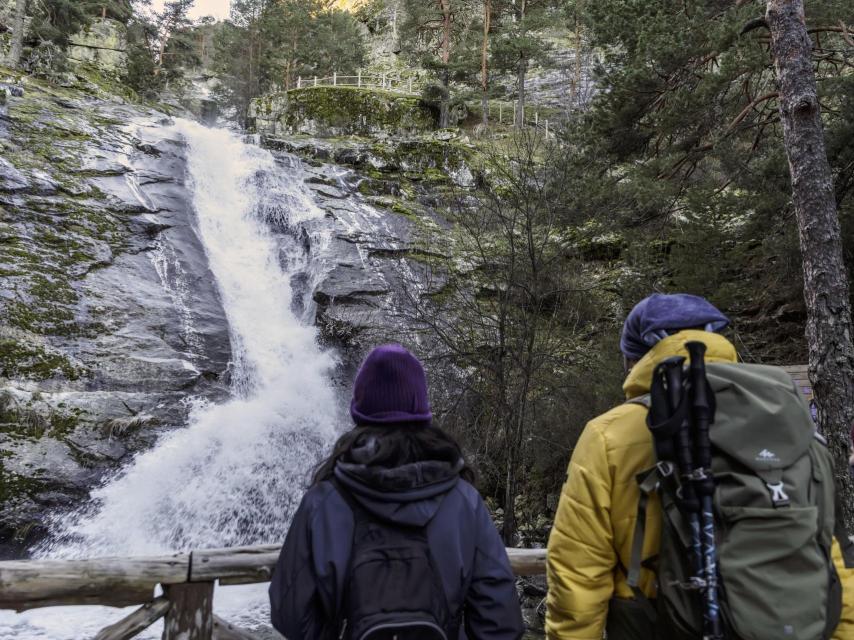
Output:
[{"xmin": 269, "ymin": 455, "xmax": 524, "ymax": 640}]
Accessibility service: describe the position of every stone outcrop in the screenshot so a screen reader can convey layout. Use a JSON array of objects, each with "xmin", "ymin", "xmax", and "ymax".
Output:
[
  {"xmin": 0, "ymin": 70, "xmax": 230, "ymax": 555},
  {"xmin": 257, "ymin": 130, "xmax": 479, "ymax": 374},
  {"xmin": 68, "ymin": 18, "xmax": 128, "ymax": 75},
  {"xmin": 249, "ymin": 86, "xmax": 437, "ymax": 138}
]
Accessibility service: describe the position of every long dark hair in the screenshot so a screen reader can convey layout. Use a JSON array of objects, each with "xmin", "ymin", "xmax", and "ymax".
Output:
[{"xmin": 312, "ymin": 424, "xmax": 476, "ymax": 486}]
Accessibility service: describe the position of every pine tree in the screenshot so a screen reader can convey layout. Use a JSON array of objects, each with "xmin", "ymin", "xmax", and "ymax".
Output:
[
  {"xmin": 214, "ymin": 0, "xmax": 365, "ymax": 122},
  {"xmin": 398, "ymin": 0, "xmax": 463, "ymax": 127},
  {"xmin": 491, "ymin": 0, "xmax": 557, "ymax": 128},
  {"xmin": 766, "ymin": 0, "xmax": 854, "ymax": 533}
]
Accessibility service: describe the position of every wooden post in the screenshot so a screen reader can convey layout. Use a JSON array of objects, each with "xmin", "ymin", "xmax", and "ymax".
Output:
[
  {"xmin": 513, "ymin": 102, "xmax": 517, "ymax": 126},
  {"xmin": 382, "ymin": 72, "xmax": 386, "ymax": 89},
  {"xmin": 358, "ymin": 69, "xmax": 361, "ymax": 87},
  {"xmin": 297, "ymin": 76, "xmax": 301, "ymax": 89},
  {"xmin": 162, "ymin": 582, "xmax": 214, "ymax": 640},
  {"xmin": 535, "ymin": 111, "xmax": 539, "ymax": 126},
  {"xmin": 213, "ymin": 615, "xmax": 264, "ymax": 640},
  {"xmin": 94, "ymin": 597, "xmax": 170, "ymax": 640},
  {"xmin": 545, "ymin": 119, "xmax": 549, "ymax": 138},
  {"xmin": 333, "ymin": 72, "xmax": 337, "ymax": 86},
  {"xmin": 409, "ymin": 77, "xmax": 413, "ymax": 93},
  {"xmin": 313, "ymin": 76, "xmax": 317, "ymax": 87}
]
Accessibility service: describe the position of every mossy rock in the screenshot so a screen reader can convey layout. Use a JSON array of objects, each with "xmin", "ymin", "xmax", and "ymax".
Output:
[{"xmin": 258, "ymin": 86, "xmax": 438, "ymax": 138}]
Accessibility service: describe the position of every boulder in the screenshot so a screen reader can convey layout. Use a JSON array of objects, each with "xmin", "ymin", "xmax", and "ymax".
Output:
[
  {"xmin": 67, "ymin": 18, "xmax": 128, "ymax": 75},
  {"xmin": 251, "ymin": 87, "xmax": 438, "ymax": 138}
]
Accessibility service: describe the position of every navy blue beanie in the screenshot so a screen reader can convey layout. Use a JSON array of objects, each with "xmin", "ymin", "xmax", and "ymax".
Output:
[
  {"xmin": 350, "ymin": 344, "xmax": 432, "ymax": 426},
  {"xmin": 620, "ymin": 294, "xmax": 730, "ymax": 361}
]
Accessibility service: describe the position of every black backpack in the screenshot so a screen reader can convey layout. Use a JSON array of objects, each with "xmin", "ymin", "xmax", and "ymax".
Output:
[{"xmin": 332, "ymin": 481, "xmax": 456, "ymax": 640}]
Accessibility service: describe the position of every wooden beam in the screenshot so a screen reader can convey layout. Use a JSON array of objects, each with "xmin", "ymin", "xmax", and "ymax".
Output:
[
  {"xmin": 93, "ymin": 597, "xmax": 171, "ymax": 640},
  {"xmin": 507, "ymin": 548, "xmax": 547, "ymax": 576},
  {"xmin": 191, "ymin": 545, "xmax": 546, "ymax": 585},
  {"xmin": 0, "ymin": 545, "xmax": 547, "ymax": 612},
  {"xmin": 213, "ymin": 615, "xmax": 264, "ymax": 640},
  {"xmin": 191, "ymin": 545, "xmax": 279, "ymax": 586},
  {"xmin": 0, "ymin": 553, "xmax": 189, "ymax": 611},
  {"xmin": 163, "ymin": 582, "xmax": 214, "ymax": 640}
]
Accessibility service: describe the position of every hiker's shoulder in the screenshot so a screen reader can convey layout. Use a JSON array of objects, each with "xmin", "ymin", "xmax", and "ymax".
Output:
[
  {"xmin": 300, "ymin": 481, "xmax": 345, "ymax": 518},
  {"xmin": 451, "ymin": 479, "xmax": 486, "ymax": 511},
  {"xmin": 583, "ymin": 401, "xmax": 650, "ymax": 449}
]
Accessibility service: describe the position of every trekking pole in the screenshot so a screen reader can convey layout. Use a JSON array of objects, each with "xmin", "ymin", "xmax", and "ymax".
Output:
[
  {"xmin": 649, "ymin": 358, "xmax": 705, "ymax": 586},
  {"xmin": 662, "ymin": 359, "xmax": 705, "ymax": 589},
  {"xmin": 685, "ymin": 341, "xmax": 724, "ymax": 640}
]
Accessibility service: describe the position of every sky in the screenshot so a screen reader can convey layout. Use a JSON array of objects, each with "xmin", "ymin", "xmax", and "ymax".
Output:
[{"xmin": 150, "ymin": 0, "xmax": 232, "ymax": 21}]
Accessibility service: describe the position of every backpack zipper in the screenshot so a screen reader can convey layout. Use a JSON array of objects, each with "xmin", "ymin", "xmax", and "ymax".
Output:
[{"xmin": 358, "ymin": 621, "xmax": 448, "ymax": 640}]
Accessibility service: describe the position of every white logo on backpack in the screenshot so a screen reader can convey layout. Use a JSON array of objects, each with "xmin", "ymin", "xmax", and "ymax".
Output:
[{"xmin": 756, "ymin": 449, "xmax": 780, "ymax": 462}]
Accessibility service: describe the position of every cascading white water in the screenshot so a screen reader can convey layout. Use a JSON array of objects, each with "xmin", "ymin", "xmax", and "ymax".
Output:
[{"xmin": 0, "ymin": 120, "xmax": 341, "ymax": 638}]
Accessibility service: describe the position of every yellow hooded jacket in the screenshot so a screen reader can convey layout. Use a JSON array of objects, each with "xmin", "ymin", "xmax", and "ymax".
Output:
[{"xmin": 546, "ymin": 330, "xmax": 853, "ymax": 640}]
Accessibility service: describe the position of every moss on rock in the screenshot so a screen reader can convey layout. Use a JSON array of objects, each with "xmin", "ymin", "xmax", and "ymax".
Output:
[{"xmin": 253, "ymin": 86, "xmax": 438, "ymax": 138}]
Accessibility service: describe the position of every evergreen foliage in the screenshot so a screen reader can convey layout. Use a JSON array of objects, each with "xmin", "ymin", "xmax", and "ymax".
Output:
[
  {"xmin": 213, "ymin": 0, "xmax": 366, "ymax": 122},
  {"xmin": 562, "ymin": 0, "xmax": 854, "ymax": 363}
]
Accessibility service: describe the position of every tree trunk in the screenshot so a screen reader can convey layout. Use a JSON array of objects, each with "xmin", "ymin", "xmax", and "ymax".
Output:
[
  {"xmin": 570, "ymin": 0, "xmax": 583, "ymax": 110},
  {"xmin": 438, "ymin": 0, "xmax": 452, "ymax": 128},
  {"xmin": 767, "ymin": 0, "xmax": 854, "ymax": 534},
  {"xmin": 5, "ymin": 0, "xmax": 27, "ymax": 69},
  {"xmin": 481, "ymin": 0, "xmax": 491, "ymax": 127},
  {"xmin": 439, "ymin": 68, "xmax": 450, "ymax": 128},
  {"xmin": 515, "ymin": 57, "xmax": 527, "ymax": 128},
  {"xmin": 502, "ymin": 452, "xmax": 517, "ymax": 545}
]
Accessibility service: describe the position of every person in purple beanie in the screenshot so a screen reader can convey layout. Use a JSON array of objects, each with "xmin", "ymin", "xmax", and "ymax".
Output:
[{"xmin": 270, "ymin": 344, "xmax": 524, "ymax": 640}]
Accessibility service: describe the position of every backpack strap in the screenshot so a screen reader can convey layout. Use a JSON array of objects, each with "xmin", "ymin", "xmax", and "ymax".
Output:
[
  {"xmin": 834, "ymin": 493, "xmax": 854, "ymax": 569},
  {"xmin": 625, "ymin": 465, "xmax": 669, "ymax": 623},
  {"xmin": 626, "ymin": 394, "xmax": 651, "ymax": 409}
]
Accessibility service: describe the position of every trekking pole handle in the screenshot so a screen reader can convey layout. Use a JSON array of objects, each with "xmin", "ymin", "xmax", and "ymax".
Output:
[
  {"xmin": 663, "ymin": 358, "xmax": 700, "ymax": 513},
  {"xmin": 686, "ymin": 341, "xmax": 715, "ymax": 493}
]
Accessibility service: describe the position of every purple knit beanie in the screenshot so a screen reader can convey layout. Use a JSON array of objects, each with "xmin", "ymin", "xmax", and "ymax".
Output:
[{"xmin": 350, "ymin": 344, "xmax": 432, "ymax": 426}]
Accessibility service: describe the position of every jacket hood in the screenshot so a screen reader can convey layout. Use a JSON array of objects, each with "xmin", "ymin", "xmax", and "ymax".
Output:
[
  {"xmin": 333, "ymin": 435, "xmax": 463, "ymax": 527},
  {"xmin": 623, "ymin": 329, "xmax": 738, "ymax": 399}
]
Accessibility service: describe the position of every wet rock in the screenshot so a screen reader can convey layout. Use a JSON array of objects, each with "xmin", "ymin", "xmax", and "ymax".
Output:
[
  {"xmin": 314, "ymin": 264, "xmax": 389, "ymax": 306},
  {"xmin": 0, "ymin": 83, "xmax": 24, "ymax": 98},
  {"xmin": 0, "ymin": 80, "xmax": 233, "ymax": 551},
  {"xmin": 0, "ymin": 157, "xmax": 29, "ymax": 192}
]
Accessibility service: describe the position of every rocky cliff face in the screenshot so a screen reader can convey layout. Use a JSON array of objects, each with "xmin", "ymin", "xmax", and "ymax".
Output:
[
  {"xmin": 67, "ymin": 19, "xmax": 128, "ymax": 75},
  {"xmin": 0, "ymin": 59, "xmax": 478, "ymax": 556},
  {"xmin": 0, "ymin": 69, "xmax": 231, "ymax": 555}
]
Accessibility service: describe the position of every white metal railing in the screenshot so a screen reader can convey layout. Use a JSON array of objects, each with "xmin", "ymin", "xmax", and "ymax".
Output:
[{"xmin": 293, "ymin": 71, "xmax": 421, "ymax": 95}]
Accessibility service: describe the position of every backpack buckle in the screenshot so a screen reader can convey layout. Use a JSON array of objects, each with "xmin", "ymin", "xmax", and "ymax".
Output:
[
  {"xmin": 765, "ymin": 482, "xmax": 790, "ymax": 508},
  {"xmin": 656, "ymin": 461, "xmax": 675, "ymax": 478}
]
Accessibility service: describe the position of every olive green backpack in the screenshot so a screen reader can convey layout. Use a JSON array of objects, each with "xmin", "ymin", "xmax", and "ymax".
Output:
[{"xmin": 621, "ymin": 363, "xmax": 853, "ymax": 640}]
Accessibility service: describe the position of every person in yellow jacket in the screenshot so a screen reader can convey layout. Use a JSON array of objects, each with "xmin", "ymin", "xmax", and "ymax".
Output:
[{"xmin": 546, "ymin": 293, "xmax": 854, "ymax": 640}]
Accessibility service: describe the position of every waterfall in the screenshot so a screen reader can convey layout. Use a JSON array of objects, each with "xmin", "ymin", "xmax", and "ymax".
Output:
[{"xmin": 0, "ymin": 120, "xmax": 342, "ymax": 638}]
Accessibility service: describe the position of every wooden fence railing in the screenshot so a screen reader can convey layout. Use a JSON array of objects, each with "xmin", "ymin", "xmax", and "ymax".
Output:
[{"xmin": 0, "ymin": 544, "xmax": 546, "ymax": 639}]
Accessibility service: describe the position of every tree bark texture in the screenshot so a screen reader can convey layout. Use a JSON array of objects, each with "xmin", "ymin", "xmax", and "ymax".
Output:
[
  {"xmin": 438, "ymin": 0, "xmax": 452, "ymax": 128},
  {"xmin": 481, "ymin": 0, "xmax": 491, "ymax": 126},
  {"xmin": 5, "ymin": 0, "xmax": 26, "ymax": 68},
  {"xmin": 766, "ymin": 0, "xmax": 854, "ymax": 534},
  {"xmin": 514, "ymin": 0, "xmax": 528, "ymax": 128},
  {"xmin": 515, "ymin": 58, "xmax": 527, "ymax": 128}
]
